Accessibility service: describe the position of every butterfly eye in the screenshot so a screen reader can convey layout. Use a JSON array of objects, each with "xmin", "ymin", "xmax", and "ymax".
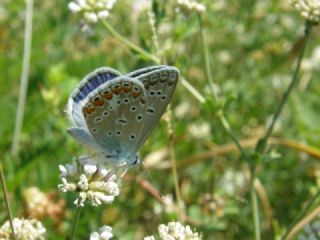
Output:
[
  {"xmin": 107, "ymin": 131, "xmax": 113, "ymax": 136},
  {"xmin": 156, "ymin": 90, "xmax": 162, "ymax": 96},
  {"xmin": 108, "ymin": 106, "xmax": 113, "ymax": 111},
  {"xmin": 123, "ymin": 98, "xmax": 130, "ymax": 104},
  {"xmin": 102, "ymin": 111, "xmax": 109, "ymax": 117},
  {"xmin": 117, "ymin": 100, "xmax": 122, "ymax": 105},
  {"xmin": 92, "ymin": 128, "xmax": 97, "ymax": 133}
]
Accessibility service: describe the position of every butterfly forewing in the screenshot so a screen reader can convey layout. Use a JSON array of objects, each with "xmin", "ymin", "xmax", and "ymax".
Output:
[
  {"xmin": 82, "ymin": 77, "xmax": 148, "ymax": 156},
  {"xmin": 129, "ymin": 66, "xmax": 179, "ymax": 148}
]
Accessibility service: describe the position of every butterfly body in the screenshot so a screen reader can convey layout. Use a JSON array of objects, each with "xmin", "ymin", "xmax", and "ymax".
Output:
[{"xmin": 67, "ymin": 66, "xmax": 179, "ymax": 166}]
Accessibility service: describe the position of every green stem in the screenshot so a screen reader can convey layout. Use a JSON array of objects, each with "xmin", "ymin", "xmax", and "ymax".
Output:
[
  {"xmin": 198, "ymin": 14, "xmax": 217, "ymax": 99},
  {"xmin": 0, "ymin": 165, "xmax": 16, "ymax": 240},
  {"xmin": 100, "ymin": 19, "xmax": 160, "ymax": 64},
  {"xmin": 250, "ymin": 170, "xmax": 261, "ymax": 240},
  {"xmin": 69, "ymin": 207, "xmax": 82, "ymax": 240},
  {"xmin": 256, "ymin": 22, "xmax": 312, "ymax": 154},
  {"xmin": 181, "ymin": 77, "xmax": 205, "ymax": 103},
  {"xmin": 218, "ymin": 111, "xmax": 250, "ymax": 160},
  {"xmin": 282, "ymin": 188, "xmax": 320, "ymax": 240},
  {"xmin": 11, "ymin": 0, "xmax": 33, "ymax": 155}
]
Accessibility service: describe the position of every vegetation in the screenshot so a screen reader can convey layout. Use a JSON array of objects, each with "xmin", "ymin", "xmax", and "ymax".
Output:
[{"xmin": 1, "ymin": 0, "xmax": 320, "ymax": 239}]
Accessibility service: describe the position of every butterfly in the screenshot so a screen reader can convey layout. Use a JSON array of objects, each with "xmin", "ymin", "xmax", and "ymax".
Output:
[{"xmin": 66, "ymin": 65, "xmax": 179, "ymax": 167}]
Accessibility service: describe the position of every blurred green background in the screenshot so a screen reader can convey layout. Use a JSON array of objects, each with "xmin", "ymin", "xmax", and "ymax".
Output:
[{"xmin": 1, "ymin": 0, "xmax": 320, "ymax": 239}]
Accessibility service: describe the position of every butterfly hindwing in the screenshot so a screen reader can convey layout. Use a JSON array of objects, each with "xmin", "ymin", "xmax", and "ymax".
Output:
[
  {"xmin": 82, "ymin": 76, "xmax": 148, "ymax": 157},
  {"xmin": 67, "ymin": 67, "xmax": 122, "ymax": 128}
]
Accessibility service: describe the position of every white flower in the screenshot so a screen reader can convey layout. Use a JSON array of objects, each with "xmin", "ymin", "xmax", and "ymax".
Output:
[
  {"xmin": 90, "ymin": 225, "xmax": 113, "ymax": 240},
  {"xmin": 0, "ymin": 218, "xmax": 46, "ymax": 240},
  {"xmin": 176, "ymin": 0, "xmax": 206, "ymax": 13},
  {"xmin": 188, "ymin": 122, "xmax": 211, "ymax": 139},
  {"xmin": 144, "ymin": 222, "xmax": 202, "ymax": 240},
  {"xmin": 68, "ymin": 0, "xmax": 117, "ymax": 23},
  {"xmin": 291, "ymin": 0, "xmax": 320, "ymax": 23},
  {"xmin": 58, "ymin": 158, "xmax": 120, "ymax": 207},
  {"xmin": 144, "ymin": 236, "xmax": 156, "ymax": 240}
]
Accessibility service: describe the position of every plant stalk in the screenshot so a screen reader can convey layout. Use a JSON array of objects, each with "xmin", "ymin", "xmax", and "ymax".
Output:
[
  {"xmin": 256, "ymin": 22, "xmax": 311, "ymax": 154},
  {"xmin": 69, "ymin": 207, "xmax": 82, "ymax": 240},
  {"xmin": 100, "ymin": 19, "xmax": 160, "ymax": 64},
  {"xmin": 0, "ymin": 165, "xmax": 16, "ymax": 240},
  {"xmin": 11, "ymin": 0, "xmax": 33, "ymax": 155}
]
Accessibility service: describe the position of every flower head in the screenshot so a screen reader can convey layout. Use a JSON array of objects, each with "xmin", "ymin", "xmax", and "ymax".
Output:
[
  {"xmin": 176, "ymin": 0, "xmax": 206, "ymax": 13},
  {"xmin": 291, "ymin": 0, "xmax": 320, "ymax": 23},
  {"xmin": 68, "ymin": 0, "xmax": 117, "ymax": 23},
  {"xmin": 144, "ymin": 222, "xmax": 202, "ymax": 240},
  {"xmin": 90, "ymin": 225, "xmax": 113, "ymax": 240},
  {"xmin": 0, "ymin": 218, "xmax": 46, "ymax": 240},
  {"xmin": 58, "ymin": 157, "xmax": 120, "ymax": 207}
]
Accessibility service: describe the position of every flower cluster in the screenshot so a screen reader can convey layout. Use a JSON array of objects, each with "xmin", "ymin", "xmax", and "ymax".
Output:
[
  {"xmin": 0, "ymin": 218, "xmax": 46, "ymax": 240},
  {"xmin": 176, "ymin": 0, "xmax": 206, "ymax": 13},
  {"xmin": 68, "ymin": 0, "xmax": 117, "ymax": 23},
  {"xmin": 144, "ymin": 222, "xmax": 202, "ymax": 240},
  {"xmin": 58, "ymin": 157, "xmax": 120, "ymax": 207},
  {"xmin": 90, "ymin": 225, "xmax": 113, "ymax": 240},
  {"xmin": 291, "ymin": 0, "xmax": 320, "ymax": 23}
]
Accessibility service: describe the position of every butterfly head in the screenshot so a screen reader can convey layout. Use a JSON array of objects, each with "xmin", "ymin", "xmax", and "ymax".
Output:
[{"xmin": 104, "ymin": 151, "xmax": 140, "ymax": 167}]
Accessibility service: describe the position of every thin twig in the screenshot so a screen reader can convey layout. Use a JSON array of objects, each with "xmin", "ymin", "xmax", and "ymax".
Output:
[
  {"xmin": 100, "ymin": 19, "xmax": 160, "ymax": 64},
  {"xmin": 256, "ymin": 21, "xmax": 312, "ymax": 154},
  {"xmin": 11, "ymin": 0, "xmax": 33, "ymax": 155}
]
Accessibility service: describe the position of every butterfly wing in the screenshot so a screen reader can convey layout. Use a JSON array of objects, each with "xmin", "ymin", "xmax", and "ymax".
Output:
[
  {"xmin": 66, "ymin": 67, "xmax": 122, "ymax": 150},
  {"xmin": 81, "ymin": 76, "xmax": 148, "ymax": 164},
  {"xmin": 127, "ymin": 65, "xmax": 179, "ymax": 148}
]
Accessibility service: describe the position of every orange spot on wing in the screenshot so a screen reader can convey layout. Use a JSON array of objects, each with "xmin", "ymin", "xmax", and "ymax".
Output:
[
  {"xmin": 102, "ymin": 92, "xmax": 113, "ymax": 100},
  {"xmin": 123, "ymin": 85, "xmax": 132, "ymax": 93},
  {"xmin": 112, "ymin": 87, "xmax": 122, "ymax": 94},
  {"xmin": 93, "ymin": 99, "xmax": 104, "ymax": 106},
  {"xmin": 84, "ymin": 107, "xmax": 96, "ymax": 114},
  {"xmin": 132, "ymin": 91, "xmax": 140, "ymax": 98}
]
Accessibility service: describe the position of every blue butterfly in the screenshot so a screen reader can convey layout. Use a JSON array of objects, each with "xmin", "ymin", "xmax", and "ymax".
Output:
[{"xmin": 66, "ymin": 65, "xmax": 179, "ymax": 166}]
